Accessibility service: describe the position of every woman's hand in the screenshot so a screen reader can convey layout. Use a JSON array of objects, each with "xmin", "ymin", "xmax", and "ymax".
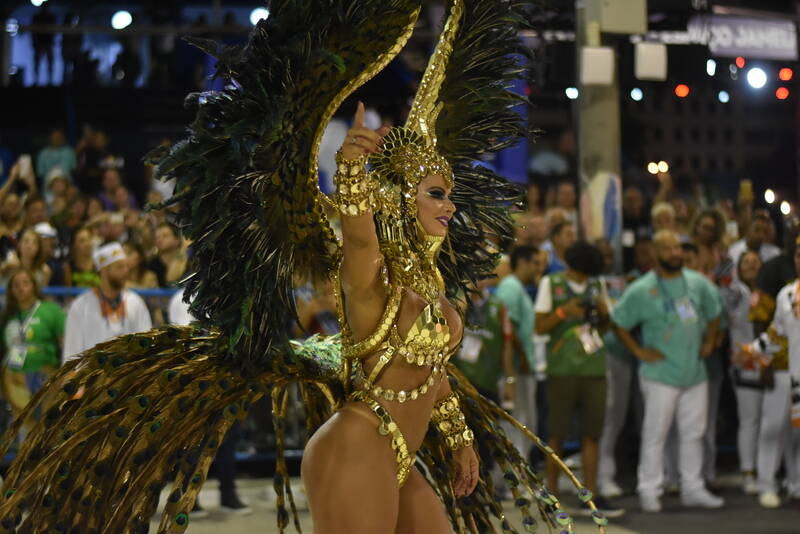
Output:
[
  {"xmin": 452, "ymin": 445, "xmax": 479, "ymax": 497},
  {"xmin": 339, "ymin": 102, "xmax": 389, "ymax": 160}
]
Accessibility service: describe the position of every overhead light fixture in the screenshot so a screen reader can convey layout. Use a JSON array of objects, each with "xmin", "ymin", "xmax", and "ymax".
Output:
[
  {"xmin": 250, "ymin": 8, "xmax": 270, "ymax": 26},
  {"xmin": 746, "ymin": 67, "xmax": 767, "ymax": 89},
  {"xmin": 111, "ymin": 10, "xmax": 133, "ymax": 30}
]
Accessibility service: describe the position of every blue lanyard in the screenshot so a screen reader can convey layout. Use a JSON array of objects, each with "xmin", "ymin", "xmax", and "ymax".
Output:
[{"xmin": 656, "ymin": 273, "xmax": 688, "ymax": 314}]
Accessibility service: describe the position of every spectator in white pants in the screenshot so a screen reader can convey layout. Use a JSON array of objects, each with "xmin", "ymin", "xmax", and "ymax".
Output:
[
  {"xmin": 612, "ymin": 230, "xmax": 723, "ymax": 512},
  {"xmin": 741, "ymin": 243, "xmax": 800, "ymax": 508},
  {"xmin": 723, "ymin": 250, "xmax": 762, "ymax": 494}
]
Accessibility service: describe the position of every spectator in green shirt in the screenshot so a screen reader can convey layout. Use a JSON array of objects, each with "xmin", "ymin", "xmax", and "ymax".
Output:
[
  {"xmin": 612, "ymin": 230, "xmax": 723, "ymax": 513},
  {"xmin": 536, "ymin": 241, "xmax": 623, "ymax": 518},
  {"xmin": 0, "ymin": 269, "xmax": 65, "ymax": 427}
]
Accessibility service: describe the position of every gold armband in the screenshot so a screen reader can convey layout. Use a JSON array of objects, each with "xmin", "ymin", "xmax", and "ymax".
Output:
[
  {"xmin": 431, "ymin": 393, "xmax": 474, "ymax": 451},
  {"xmin": 332, "ymin": 151, "xmax": 376, "ymax": 217}
]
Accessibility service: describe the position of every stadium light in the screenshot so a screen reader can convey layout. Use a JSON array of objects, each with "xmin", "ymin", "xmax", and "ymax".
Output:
[
  {"xmin": 657, "ymin": 161, "xmax": 669, "ymax": 173},
  {"xmin": 250, "ymin": 8, "xmax": 270, "ymax": 25},
  {"xmin": 647, "ymin": 162, "xmax": 659, "ymax": 175},
  {"xmin": 765, "ymin": 189, "xmax": 776, "ymax": 204},
  {"xmin": 746, "ymin": 67, "xmax": 767, "ymax": 89},
  {"xmin": 780, "ymin": 201, "xmax": 791, "ymax": 215},
  {"xmin": 111, "ymin": 11, "xmax": 132, "ymax": 30}
]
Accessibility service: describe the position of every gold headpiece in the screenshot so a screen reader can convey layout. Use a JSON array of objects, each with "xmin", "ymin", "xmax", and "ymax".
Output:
[{"xmin": 367, "ymin": 1, "xmax": 463, "ymax": 303}]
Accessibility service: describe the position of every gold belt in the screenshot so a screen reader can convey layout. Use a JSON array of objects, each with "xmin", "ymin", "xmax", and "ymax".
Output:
[{"xmin": 349, "ymin": 390, "xmax": 412, "ymax": 486}]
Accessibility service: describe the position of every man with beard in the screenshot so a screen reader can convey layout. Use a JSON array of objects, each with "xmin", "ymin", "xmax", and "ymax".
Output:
[
  {"xmin": 63, "ymin": 242, "xmax": 152, "ymax": 362},
  {"xmin": 612, "ymin": 230, "xmax": 723, "ymax": 512}
]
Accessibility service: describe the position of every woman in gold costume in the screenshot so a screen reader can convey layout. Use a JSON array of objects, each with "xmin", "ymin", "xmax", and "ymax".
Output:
[
  {"xmin": 302, "ymin": 103, "xmax": 478, "ymax": 532},
  {"xmin": 0, "ymin": 1, "xmax": 610, "ymax": 533}
]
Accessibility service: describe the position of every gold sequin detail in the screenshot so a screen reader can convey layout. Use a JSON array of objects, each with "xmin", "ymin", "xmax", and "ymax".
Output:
[
  {"xmin": 431, "ymin": 393, "xmax": 474, "ymax": 451},
  {"xmin": 349, "ymin": 390, "xmax": 412, "ymax": 486}
]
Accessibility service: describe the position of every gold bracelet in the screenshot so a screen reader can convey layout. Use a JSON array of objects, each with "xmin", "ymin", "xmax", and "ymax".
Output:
[
  {"xmin": 431, "ymin": 393, "xmax": 475, "ymax": 451},
  {"xmin": 332, "ymin": 150, "xmax": 377, "ymax": 217}
]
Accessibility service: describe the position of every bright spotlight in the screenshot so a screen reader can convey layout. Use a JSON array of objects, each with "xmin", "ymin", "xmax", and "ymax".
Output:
[
  {"xmin": 780, "ymin": 201, "xmax": 791, "ymax": 215},
  {"xmin": 765, "ymin": 189, "xmax": 776, "ymax": 204},
  {"xmin": 746, "ymin": 67, "xmax": 767, "ymax": 89},
  {"xmin": 250, "ymin": 8, "xmax": 270, "ymax": 25},
  {"xmin": 706, "ymin": 59, "xmax": 717, "ymax": 76},
  {"xmin": 111, "ymin": 10, "xmax": 132, "ymax": 30},
  {"xmin": 647, "ymin": 162, "xmax": 659, "ymax": 175},
  {"xmin": 718, "ymin": 90, "xmax": 730, "ymax": 103},
  {"xmin": 658, "ymin": 161, "xmax": 669, "ymax": 173},
  {"xmin": 630, "ymin": 88, "xmax": 643, "ymax": 101},
  {"xmin": 30, "ymin": 0, "xmax": 47, "ymax": 6},
  {"xmin": 565, "ymin": 87, "xmax": 579, "ymax": 100}
]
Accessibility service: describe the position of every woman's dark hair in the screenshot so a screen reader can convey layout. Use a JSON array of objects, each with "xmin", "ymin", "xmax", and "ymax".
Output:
[
  {"xmin": 690, "ymin": 208, "xmax": 725, "ymax": 244},
  {"xmin": 0, "ymin": 269, "xmax": 42, "ymax": 334},
  {"xmin": 69, "ymin": 225, "xmax": 92, "ymax": 262},
  {"xmin": 17, "ymin": 228, "xmax": 46, "ymax": 271},
  {"xmin": 564, "ymin": 241, "xmax": 605, "ymax": 277}
]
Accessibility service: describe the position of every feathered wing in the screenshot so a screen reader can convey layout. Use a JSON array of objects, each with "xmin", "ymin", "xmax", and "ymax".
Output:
[
  {"xmin": 146, "ymin": 0, "xmax": 422, "ymax": 374},
  {"xmin": 414, "ymin": 1, "xmax": 609, "ymax": 532},
  {"xmin": 432, "ymin": 0, "xmax": 534, "ymax": 299},
  {"xmin": 419, "ymin": 367, "xmax": 610, "ymax": 534},
  {"xmin": 0, "ymin": 328, "xmax": 343, "ymax": 534},
  {"xmin": 0, "ymin": 1, "xmax": 423, "ymax": 532}
]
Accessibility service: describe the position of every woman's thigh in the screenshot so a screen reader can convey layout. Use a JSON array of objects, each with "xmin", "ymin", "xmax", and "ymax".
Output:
[
  {"xmin": 302, "ymin": 408, "xmax": 401, "ymax": 534},
  {"xmin": 395, "ymin": 468, "xmax": 453, "ymax": 534}
]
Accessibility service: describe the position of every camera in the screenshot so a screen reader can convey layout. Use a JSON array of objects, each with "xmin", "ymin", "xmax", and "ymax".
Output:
[{"xmin": 582, "ymin": 282, "xmax": 603, "ymax": 329}]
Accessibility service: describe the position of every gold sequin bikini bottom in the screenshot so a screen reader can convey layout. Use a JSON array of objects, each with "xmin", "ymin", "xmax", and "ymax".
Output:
[{"xmin": 349, "ymin": 390, "xmax": 412, "ymax": 486}]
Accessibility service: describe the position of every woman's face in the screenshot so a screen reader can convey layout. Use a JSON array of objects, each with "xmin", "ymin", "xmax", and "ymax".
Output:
[
  {"xmin": 124, "ymin": 246, "xmax": 141, "ymax": 270},
  {"xmin": 415, "ymin": 174, "xmax": 455, "ymax": 238},
  {"xmin": 74, "ymin": 229, "xmax": 92, "ymax": 255},
  {"xmin": 739, "ymin": 251, "xmax": 762, "ymax": 284},
  {"xmin": 18, "ymin": 231, "xmax": 39, "ymax": 262},
  {"xmin": 87, "ymin": 198, "xmax": 103, "ymax": 219},
  {"xmin": 10, "ymin": 272, "xmax": 35, "ymax": 303},
  {"xmin": 697, "ymin": 215, "xmax": 718, "ymax": 244}
]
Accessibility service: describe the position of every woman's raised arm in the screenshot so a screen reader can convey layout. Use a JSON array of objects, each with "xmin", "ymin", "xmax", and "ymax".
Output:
[{"xmin": 336, "ymin": 102, "xmax": 389, "ymax": 300}]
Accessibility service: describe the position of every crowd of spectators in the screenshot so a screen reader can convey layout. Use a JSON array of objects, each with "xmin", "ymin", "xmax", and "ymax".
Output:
[{"xmin": 2, "ymin": 118, "xmax": 799, "ymax": 521}]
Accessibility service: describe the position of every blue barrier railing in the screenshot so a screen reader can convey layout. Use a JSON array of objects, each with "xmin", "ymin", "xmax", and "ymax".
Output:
[{"xmin": 0, "ymin": 287, "xmax": 180, "ymax": 297}]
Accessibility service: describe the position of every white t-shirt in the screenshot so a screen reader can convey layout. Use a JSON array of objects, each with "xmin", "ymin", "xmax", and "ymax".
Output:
[
  {"xmin": 771, "ymin": 280, "xmax": 800, "ymax": 379},
  {"xmin": 534, "ymin": 275, "xmax": 589, "ymax": 314},
  {"xmin": 168, "ymin": 287, "xmax": 195, "ymax": 326},
  {"xmin": 63, "ymin": 289, "xmax": 152, "ymax": 362}
]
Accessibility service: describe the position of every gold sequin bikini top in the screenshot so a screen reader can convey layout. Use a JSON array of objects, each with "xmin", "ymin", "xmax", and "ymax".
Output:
[{"xmin": 336, "ymin": 274, "xmax": 458, "ymax": 405}]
